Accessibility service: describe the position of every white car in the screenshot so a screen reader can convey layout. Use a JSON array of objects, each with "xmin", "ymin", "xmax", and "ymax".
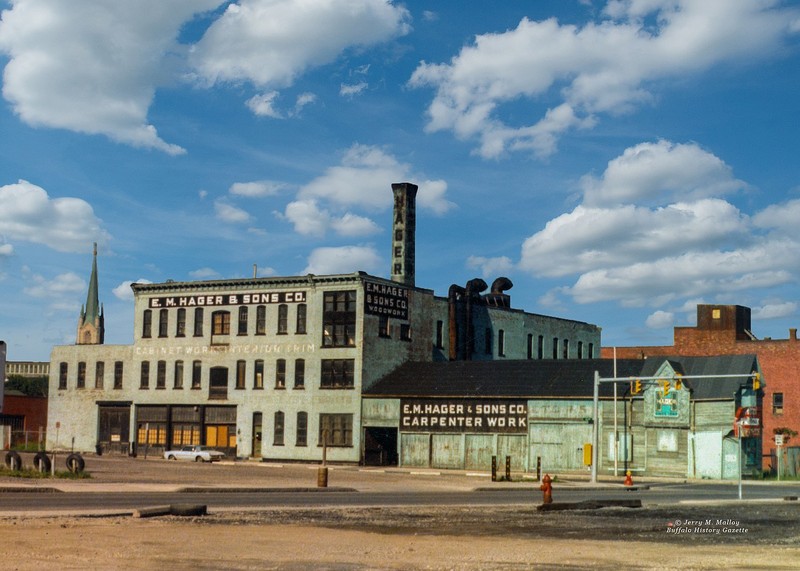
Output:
[{"xmin": 164, "ymin": 445, "xmax": 225, "ymax": 462}]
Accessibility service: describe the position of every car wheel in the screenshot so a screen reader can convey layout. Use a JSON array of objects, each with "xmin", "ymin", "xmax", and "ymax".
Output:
[
  {"xmin": 167, "ymin": 455, "xmax": 176, "ymax": 461},
  {"xmin": 195, "ymin": 456, "xmax": 203, "ymax": 462}
]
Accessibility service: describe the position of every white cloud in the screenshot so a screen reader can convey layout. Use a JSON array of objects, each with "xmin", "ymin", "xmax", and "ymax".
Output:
[
  {"xmin": 410, "ymin": 2, "xmax": 797, "ymax": 158},
  {"xmin": 645, "ymin": 310, "xmax": 674, "ymax": 329},
  {"xmin": 752, "ymin": 301, "xmax": 798, "ymax": 321},
  {"xmin": 246, "ymin": 91, "xmax": 283, "ymax": 118},
  {"xmin": 303, "ymin": 245, "xmax": 381, "ymax": 275},
  {"xmin": 299, "ymin": 144, "xmax": 455, "ymax": 214},
  {"xmin": 190, "ymin": 267, "xmax": 221, "ymax": 279},
  {"xmin": 214, "ymin": 200, "xmax": 252, "ymax": 223},
  {"xmin": 23, "ymin": 272, "xmax": 85, "ymax": 299},
  {"xmin": 466, "ymin": 255, "xmax": 514, "ymax": 279},
  {"xmin": 330, "ymin": 213, "xmax": 380, "ymax": 237},
  {"xmin": 580, "ymin": 141, "xmax": 746, "ymax": 207},
  {"xmin": 340, "ymin": 82, "xmax": 368, "ymax": 97},
  {"xmin": 113, "ymin": 279, "xmax": 152, "ymax": 301},
  {"xmin": 293, "ymin": 92, "xmax": 317, "ymax": 115},
  {"xmin": 0, "ymin": 1, "xmax": 217, "ymax": 153},
  {"xmin": 190, "ymin": 0, "xmax": 410, "ymax": 88},
  {"xmin": 516, "ymin": 139, "xmax": 800, "ymax": 312},
  {"xmin": 0, "ymin": 180, "xmax": 109, "ymax": 253},
  {"xmin": 0, "ymin": 243, "xmax": 13, "ymax": 257},
  {"xmin": 229, "ymin": 180, "xmax": 284, "ymax": 197}
]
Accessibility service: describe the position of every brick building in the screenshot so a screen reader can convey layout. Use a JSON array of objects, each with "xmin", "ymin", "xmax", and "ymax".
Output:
[{"xmin": 602, "ymin": 304, "xmax": 799, "ymax": 470}]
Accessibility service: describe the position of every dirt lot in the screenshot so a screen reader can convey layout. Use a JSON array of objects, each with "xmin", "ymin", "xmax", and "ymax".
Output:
[{"xmin": 2, "ymin": 455, "xmax": 800, "ymax": 570}]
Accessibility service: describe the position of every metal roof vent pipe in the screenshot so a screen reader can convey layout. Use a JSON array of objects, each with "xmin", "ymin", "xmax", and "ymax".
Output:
[
  {"xmin": 485, "ymin": 277, "xmax": 513, "ymax": 308},
  {"xmin": 465, "ymin": 278, "xmax": 488, "ymax": 361}
]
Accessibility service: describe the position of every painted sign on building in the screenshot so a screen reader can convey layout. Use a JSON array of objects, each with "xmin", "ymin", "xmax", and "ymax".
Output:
[
  {"xmin": 148, "ymin": 291, "xmax": 307, "ymax": 308},
  {"xmin": 655, "ymin": 390, "xmax": 679, "ymax": 417},
  {"xmin": 400, "ymin": 398, "xmax": 527, "ymax": 433},
  {"xmin": 364, "ymin": 281, "xmax": 409, "ymax": 320}
]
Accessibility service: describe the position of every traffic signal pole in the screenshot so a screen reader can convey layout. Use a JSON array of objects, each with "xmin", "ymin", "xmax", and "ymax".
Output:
[{"xmin": 591, "ymin": 371, "xmax": 759, "ymax": 484}]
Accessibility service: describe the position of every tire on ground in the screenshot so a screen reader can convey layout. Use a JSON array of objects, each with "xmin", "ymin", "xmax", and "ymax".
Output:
[
  {"xmin": 170, "ymin": 504, "xmax": 207, "ymax": 517},
  {"xmin": 33, "ymin": 451, "xmax": 52, "ymax": 473},
  {"xmin": 4, "ymin": 450, "xmax": 22, "ymax": 471},
  {"xmin": 65, "ymin": 453, "xmax": 86, "ymax": 474}
]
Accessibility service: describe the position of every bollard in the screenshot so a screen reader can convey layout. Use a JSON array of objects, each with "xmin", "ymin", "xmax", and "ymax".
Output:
[
  {"xmin": 491, "ymin": 456, "xmax": 497, "ymax": 482},
  {"xmin": 536, "ymin": 456, "xmax": 541, "ymax": 481},
  {"xmin": 624, "ymin": 470, "xmax": 633, "ymax": 487},
  {"xmin": 317, "ymin": 466, "xmax": 328, "ymax": 488},
  {"xmin": 539, "ymin": 473, "xmax": 553, "ymax": 504},
  {"xmin": 505, "ymin": 455, "xmax": 511, "ymax": 481}
]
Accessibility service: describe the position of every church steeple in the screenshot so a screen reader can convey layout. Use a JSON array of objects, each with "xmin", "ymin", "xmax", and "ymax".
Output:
[{"xmin": 77, "ymin": 242, "xmax": 104, "ymax": 345}]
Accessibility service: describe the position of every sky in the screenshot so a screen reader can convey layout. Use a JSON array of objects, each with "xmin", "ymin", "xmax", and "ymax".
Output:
[{"xmin": 1, "ymin": 0, "xmax": 800, "ymax": 361}]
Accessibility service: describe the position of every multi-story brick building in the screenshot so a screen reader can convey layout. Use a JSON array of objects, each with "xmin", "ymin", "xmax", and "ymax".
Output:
[
  {"xmin": 602, "ymin": 304, "xmax": 799, "ymax": 471},
  {"xmin": 47, "ymin": 183, "xmax": 602, "ymax": 463}
]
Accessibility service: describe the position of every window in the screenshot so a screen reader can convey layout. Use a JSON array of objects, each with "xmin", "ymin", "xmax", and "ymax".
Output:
[
  {"xmin": 191, "ymin": 360, "xmax": 201, "ymax": 389},
  {"xmin": 498, "ymin": 329, "xmax": 505, "ymax": 357},
  {"xmin": 378, "ymin": 315, "xmax": 391, "ymax": 338},
  {"xmin": 254, "ymin": 360, "xmax": 264, "ymax": 389},
  {"xmin": 484, "ymin": 328, "xmax": 492, "ymax": 355},
  {"xmin": 142, "ymin": 309, "xmax": 152, "ymax": 338},
  {"xmin": 238, "ymin": 306, "xmax": 248, "ymax": 335},
  {"xmin": 174, "ymin": 360, "xmax": 184, "ymax": 389},
  {"xmin": 176, "ymin": 308, "xmax": 186, "ymax": 337},
  {"xmin": 236, "ymin": 360, "xmax": 246, "ymax": 389},
  {"xmin": 552, "ymin": 338, "xmax": 559, "ymax": 360},
  {"xmin": 95, "ymin": 361, "xmax": 104, "ymax": 389},
  {"xmin": 212, "ymin": 310, "xmax": 230, "ymax": 335},
  {"xmin": 577, "ymin": 341, "xmax": 584, "ymax": 359},
  {"xmin": 276, "ymin": 359, "xmax": 286, "ymax": 389},
  {"xmin": 322, "ymin": 290, "xmax": 356, "ymax": 347},
  {"xmin": 140, "ymin": 361, "xmax": 150, "ymax": 389},
  {"xmin": 194, "ymin": 308, "xmax": 204, "ymax": 337},
  {"xmin": 319, "ymin": 414, "xmax": 353, "ymax": 447},
  {"xmin": 274, "ymin": 411, "xmax": 285, "ymax": 446},
  {"xmin": 773, "ymin": 392, "xmax": 784, "ymax": 415},
  {"xmin": 256, "ymin": 305, "xmax": 266, "ymax": 335},
  {"xmin": 436, "ymin": 320, "xmax": 444, "ymax": 349},
  {"xmin": 209, "ymin": 366, "xmax": 228, "ymax": 399},
  {"xmin": 321, "ymin": 359, "xmax": 355, "ymax": 389},
  {"xmin": 588, "ymin": 343, "xmax": 594, "ymax": 359},
  {"xmin": 277, "ymin": 304, "xmax": 288, "ymax": 334},
  {"xmin": 296, "ymin": 412, "xmax": 308, "ymax": 446},
  {"xmin": 77, "ymin": 362, "xmax": 86, "ymax": 389},
  {"xmin": 563, "ymin": 339, "xmax": 569, "ymax": 359},
  {"xmin": 400, "ymin": 323, "xmax": 412, "ymax": 342},
  {"xmin": 537, "ymin": 335, "xmax": 544, "ymax": 360},
  {"xmin": 158, "ymin": 309, "xmax": 168, "ymax": 338},
  {"xmin": 296, "ymin": 303, "xmax": 307, "ymax": 334},
  {"xmin": 114, "ymin": 361, "xmax": 123, "ymax": 390},
  {"xmin": 527, "ymin": 334, "xmax": 533, "ymax": 360},
  {"xmin": 59, "ymin": 362, "xmax": 68, "ymax": 390},
  {"xmin": 156, "ymin": 361, "xmax": 166, "ymax": 389},
  {"xmin": 294, "ymin": 359, "xmax": 305, "ymax": 389}
]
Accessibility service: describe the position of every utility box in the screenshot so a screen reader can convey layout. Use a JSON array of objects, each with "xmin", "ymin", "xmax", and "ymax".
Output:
[{"xmin": 583, "ymin": 443, "xmax": 593, "ymax": 466}]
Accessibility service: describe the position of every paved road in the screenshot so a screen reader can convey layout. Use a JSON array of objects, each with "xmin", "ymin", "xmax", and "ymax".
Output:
[{"xmin": 2, "ymin": 482, "xmax": 798, "ymax": 514}]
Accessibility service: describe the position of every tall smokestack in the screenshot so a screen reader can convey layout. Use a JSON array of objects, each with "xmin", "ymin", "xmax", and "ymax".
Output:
[{"xmin": 391, "ymin": 182, "xmax": 418, "ymax": 287}]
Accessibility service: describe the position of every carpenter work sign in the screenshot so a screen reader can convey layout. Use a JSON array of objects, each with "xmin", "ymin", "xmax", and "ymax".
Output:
[{"xmin": 400, "ymin": 399, "xmax": 527, "ymax": 433}]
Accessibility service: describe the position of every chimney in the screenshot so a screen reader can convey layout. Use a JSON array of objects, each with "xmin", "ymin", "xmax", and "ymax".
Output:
[
  {"xmin": 391, "ymin": 182, "xmax": 418, "ymax": 287},
  {"xmin": 791, "ymin": 328, "xmax": 797, "ymax": 341}
]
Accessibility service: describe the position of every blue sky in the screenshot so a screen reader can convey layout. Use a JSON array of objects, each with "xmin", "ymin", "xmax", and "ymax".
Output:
[{"xmin": 2, "ymin": 0, "xmax": 800, "ymax": 361}]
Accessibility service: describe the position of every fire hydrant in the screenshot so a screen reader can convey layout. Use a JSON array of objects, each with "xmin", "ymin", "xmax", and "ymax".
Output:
[
  {"xmin": 540, "ymin": 473, "xmax": 553, "ymax": 504},
  {"xmin": 624, "ymin": 470, "xmax": 633, "ymax": 487}
]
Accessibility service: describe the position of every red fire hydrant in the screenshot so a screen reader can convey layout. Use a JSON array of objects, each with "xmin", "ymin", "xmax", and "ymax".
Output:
[
  {"xmin": 624, "ymin": 470, "xmax": 633, "ymax": 487},
  {"xmin": 540, "ymin": 473, "xmax": 553, "ymax": 504}
]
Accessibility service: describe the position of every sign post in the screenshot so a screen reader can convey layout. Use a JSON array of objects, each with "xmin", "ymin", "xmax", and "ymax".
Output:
[{"xmin": 775, "ymin": 434, "xmax": 784, "ymax": 481}]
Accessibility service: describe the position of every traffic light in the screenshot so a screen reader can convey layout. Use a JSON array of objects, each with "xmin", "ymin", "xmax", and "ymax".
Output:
[
  {"xmin": 659, "ymin": 379, "xmax": 671, "ymax": 396},
  {"xmin": 752, "ymin": 372, "xmax": 761, "ymax": 391},
  {"xmin": 673, "ymin": 375, "xmax": 682, "ymax": 391},
  {"xmin": 632, "ymin": 379, "xmax": 642, "ymax": 394}
]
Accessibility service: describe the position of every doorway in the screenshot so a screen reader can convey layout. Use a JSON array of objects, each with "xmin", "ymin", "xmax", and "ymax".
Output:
[
  {"xmin": 252, "ymin": 412, "xmax": 263, "ymax": 458},
  {"xmin": 363, "ymin": 427, "xmax": 398, "ymax": 466}
]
